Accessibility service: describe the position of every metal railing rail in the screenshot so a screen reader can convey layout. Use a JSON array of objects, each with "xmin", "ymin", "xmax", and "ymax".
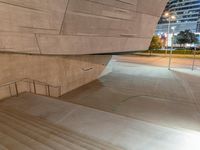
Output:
[{"xmin": 0, "ymin": 78, "xmax": 61, "ymax": 99}]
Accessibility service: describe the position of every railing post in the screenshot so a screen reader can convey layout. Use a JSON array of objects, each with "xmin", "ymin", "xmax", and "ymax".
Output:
[
  {"xmin": 9, "ymin": 84, "xmax": 12, "ymax": 97},
  {"xmin": 28, "ymin": 81, "xmax": 31, "ymax": 92},
  {"xmin": 47, "ymin": 85, "xmax": 50, "ymax": 96},
  {"xmin": 59, "ymin": 86, "xmax": 61, "ymax": 97},
  {"xmin": 33, "ymin": 80, "xmax": 36, "ymax": 94},
  {"xmin": 14, "ymin": 82, "xmax": 18, "ymax": 96}
]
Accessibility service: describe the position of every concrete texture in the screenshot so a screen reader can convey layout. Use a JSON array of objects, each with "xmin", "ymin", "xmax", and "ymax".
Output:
[
  {"xmin": 0, "ymin": 0, "xmax": 168, "ymax": 100},
  {"xmin": 1, "ymin": 55, "xmax": 200, "ymax": 149},
  {"xmin": 0, "ymin": 0, "xmax": 168, "ymax": 55},
  {"xmin": 1, "ymin": 93, "xmax": 200, "ymax": 150},
  {"xmin": 113, "ymin": 55, "xmax": 200, "ymax": 69},
  {"xmin": 0, "ymin": 107, "xmax": 122, "ymax": 150},
  {"xmin": 0, "ymin": 0, "xmax": 168, "ymax": 99},
  {"xmin": 60, "ymin": 55, "xmax": 200, "ymax": 131},
  {"xmin": 0, "ymin": 53, "xmax": 111, "ymax": 100}
]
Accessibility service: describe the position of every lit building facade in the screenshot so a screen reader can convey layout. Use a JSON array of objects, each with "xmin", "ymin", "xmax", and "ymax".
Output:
[
  {"xmin": 197, "ymin": 17, "xmax": 200, "ymax": 33},
  {"xmin": 156, "ymin": 0, "xmax": 200, "ymax": 34}
]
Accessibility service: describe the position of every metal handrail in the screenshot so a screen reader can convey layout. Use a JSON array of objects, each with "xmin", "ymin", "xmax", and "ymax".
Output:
[
  {"xmin": 0, "ymin": 78, "xmax": 61, "ymax": 98},
  {"xmin": 22, "ymin": 78, "xmax": 61, "ymax": 89},
  {"xmin": 0, "ymin": 78, "xmax": 24, "ymax": 88}
]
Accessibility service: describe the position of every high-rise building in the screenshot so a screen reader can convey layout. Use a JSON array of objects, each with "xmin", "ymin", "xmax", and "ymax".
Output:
[
  {"xmin": 156, "ymin": 0, "xmax": 200, "ymax": 34},
  {"xmin": 197, "ymin": 17, "xmax": 200, "ymax": 33}
]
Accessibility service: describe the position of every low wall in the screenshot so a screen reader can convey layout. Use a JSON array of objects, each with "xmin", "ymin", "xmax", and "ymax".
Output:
[{"xmin": 0, "ymin": 53, "xmax": 111, "ymax": 100}]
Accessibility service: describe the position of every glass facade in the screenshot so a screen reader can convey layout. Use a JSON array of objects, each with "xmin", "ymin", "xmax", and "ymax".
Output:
[
  {"xmin": 197, "ymin": 18, "xmax": 200, "ymax": 32},
  {"xmin": 156, "ymin": 0, "xmax": 200, "ymax": 34}
]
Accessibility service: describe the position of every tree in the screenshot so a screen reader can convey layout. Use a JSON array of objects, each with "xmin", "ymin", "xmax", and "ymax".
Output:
[
  {"xmin": 148, "ymin": 35, "xmax": 162, "ymax": 55},
  {"xmin": 176, "ymin": 30, "xmax": 198, "ymax": 47},
  {"xmin": 149, "ymin": 35, "xmax": 162, "ymax": 50}
]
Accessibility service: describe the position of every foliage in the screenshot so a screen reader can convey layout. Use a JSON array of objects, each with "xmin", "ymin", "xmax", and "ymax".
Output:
[
  {"xmin": 149, "ymin": 35, "xmax": 162, "ymax": 50},
  {"xmin": 176, "ymin": 30, "xmax": 198, "ymax": 46},
  {"xmin": 145, "ymin": 49, "xmax": 195, "ymax": 54}
]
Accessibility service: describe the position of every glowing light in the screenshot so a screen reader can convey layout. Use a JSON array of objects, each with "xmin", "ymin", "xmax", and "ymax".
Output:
[
  {"xmin": 164, "ymin": 12, "xmax": 170, "ymax": 17},
  {"xmin": 171, "ymin": 15, "xmax": 176, "ymax": 20},
  {"xmin": 163, "ymin": 12, "xmax": 176, "ymax": 21},
  {"xmin": 171, "ymin": 26, "xmax": 176, "ymax": 30}
]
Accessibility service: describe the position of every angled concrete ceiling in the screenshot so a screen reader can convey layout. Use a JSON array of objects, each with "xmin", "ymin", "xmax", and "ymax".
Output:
[{"xmin": 0, "ymin": 0, "xmax": 168, "ymax": 55}]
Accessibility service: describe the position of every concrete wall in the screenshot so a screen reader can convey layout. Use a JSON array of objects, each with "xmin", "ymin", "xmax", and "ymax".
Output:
[
  {"xmin": 0, "ymin": 0, "xmax": 168, "ymax": 99},
  {"xmin": 0, "ymin": 0, "xmax": 168, "ymax": 55},
  {"xmin": 0, "ymin": 53, "xmax": 111, "ymax": 100}
]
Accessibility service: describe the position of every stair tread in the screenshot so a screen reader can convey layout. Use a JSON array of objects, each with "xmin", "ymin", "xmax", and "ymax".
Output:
[
  {"xmin": 0, "ymin": 108, "xmax": 123, "ymax": 150},
  {"xmin": 3, "ymin": 108, "xmax": 123, "ymax": 150},
  {"xmin": 0, "ymin": 121, "xmax": 54, "ymax": 150},
  {"xmin": 0, "ymin": 110, "xmax": 101, "ymax": 150},
  {"xmin": 0, "ymin": 131, "xmax": 33, "ymax": 150},
  {"xmin": 0, "ymin": 145, "xmax": 9, "ymax": 150},
  {"xmin": 0, "ymin": 112, "xmax": 85, "ymax": 150}
]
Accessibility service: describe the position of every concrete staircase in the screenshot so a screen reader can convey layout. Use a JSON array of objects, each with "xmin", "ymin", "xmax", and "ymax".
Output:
[{"xmin": 0, "ymin": 108, "xmax": 123, "ymax": 150}]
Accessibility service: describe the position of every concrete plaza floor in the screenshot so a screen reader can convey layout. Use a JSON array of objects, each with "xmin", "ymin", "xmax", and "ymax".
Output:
[
  {"xmin": 0, "ymin": 55, "xmax": 200, "ymax": 150},
  {"xmin": 61, "ymin": 55, "xmax": 200, "ymax": 131}
]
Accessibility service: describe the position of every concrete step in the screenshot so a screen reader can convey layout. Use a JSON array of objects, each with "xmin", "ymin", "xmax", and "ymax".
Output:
[
  {"xmin": 0, "ymin": 144, "xmax": 9, "ymax": 150},
  {"xmin": 0, "ymin": 110, "xmax": 99, "ymax": 150},
  {"xmin": 0, "ymin": 111, "xmax": 84, "ymax": 150},
  {"xmin": 0, "ymin": 131, "xmax": 33, "ymax": 150},
  {"xmin": 0, "ymin": 116, "xmax": 56, "ymax": 150},
  {"xmin": 0, "ymin": 108, "xmax": 123, "ymax": 150},
  {"xmin": 3, "ymin": 108, "xmax": 123, "ymax": 150}
]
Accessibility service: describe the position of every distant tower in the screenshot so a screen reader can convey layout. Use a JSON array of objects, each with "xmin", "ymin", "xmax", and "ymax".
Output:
[
  {"xmin": 156, "ymin": 0, "xmax": 200, "ymax": 34},
  {"xmin": 197, "ymin": 17, "xmax": 200, "ymax": 33}
]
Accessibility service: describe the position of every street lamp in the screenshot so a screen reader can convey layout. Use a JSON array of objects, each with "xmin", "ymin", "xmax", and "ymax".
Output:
[
  {"xmin": 163, "ymin": 12, "xmax": 176, "ymax": 70},
  {"xmin": 192, "ymin": 46, "xmax": 197, "ymax": 71},
  {"xmin": 163, "ymin": 12, "xmax": 176, "ymax": 52},
  {"xmin": 168, "ymin": 26, "xmax": 176, "ymax": 70}
]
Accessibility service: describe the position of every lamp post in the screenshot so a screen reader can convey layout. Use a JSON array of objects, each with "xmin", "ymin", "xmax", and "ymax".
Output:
[
  {"xmin": 163, "ymin": 12, "xmax": 176, "ymax": 70},
  {"xmin": 168, "ymin": 26, "xmax": 176, "ymax": 70},
  {"xmin": 163, "ymin": 12, "xmax": 176, "ymax": 54},
  {"xmin": 192, "ymin": 46, "xmax": 197, "ymax": 71}
]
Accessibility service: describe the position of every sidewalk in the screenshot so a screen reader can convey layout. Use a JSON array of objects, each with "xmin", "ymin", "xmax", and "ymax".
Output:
[{"xmin": 135, "ymin": 52, "xmax": 200, "ymax": 59}]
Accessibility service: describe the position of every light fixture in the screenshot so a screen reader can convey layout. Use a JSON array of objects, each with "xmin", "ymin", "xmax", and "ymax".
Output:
[
  {"xmin": 164, "ymin": 12, "xmax": 170, "ymax": 17},
  {"xmin": 171, "ymin": 15, "xmax": 176, "ymax": 20}
]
